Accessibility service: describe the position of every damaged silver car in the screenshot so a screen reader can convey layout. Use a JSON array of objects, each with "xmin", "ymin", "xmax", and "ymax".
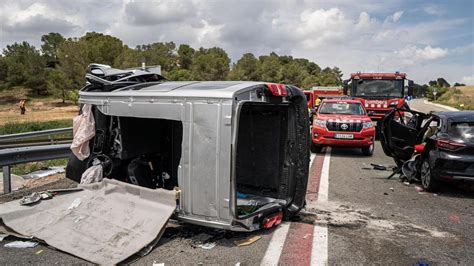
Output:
[{"xmin": 66, "ymin": 64, "xmax": 310, "ymax": 232}]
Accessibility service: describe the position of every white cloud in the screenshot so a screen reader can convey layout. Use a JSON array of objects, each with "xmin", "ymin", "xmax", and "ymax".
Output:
[
  {"xmin": 393, "ymin": 45, "xmax": 449, "ymax": 65},
  {"xmin": 462, "ymin": 75, "xmax": 474, "ymax": 85},
  {"xmin": 423, "ymin": 5, "xmax": 444, "ymax": 16},
  {"xmin": 385, "ymin": 10, "xmax": 404, "ymax": 23}
]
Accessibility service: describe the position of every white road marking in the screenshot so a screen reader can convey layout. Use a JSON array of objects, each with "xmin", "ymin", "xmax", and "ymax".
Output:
[
  {"xmin": 260, "ymin": 153, "xmax": 317, "ymax": 266},
  {"xmin": 312, "ymin": 225, "xmax": 328, "ymax": 266},
  {"xmin": 260, "ymin": 222, "xmax": 291, "ymax": 265},
  {"xmin": 317, "ymin": 147, "xmax": 331, "ymax": 202},
  {"xmin": 312, "ymin": 147, "xmax": 331, "ymax": 266}
]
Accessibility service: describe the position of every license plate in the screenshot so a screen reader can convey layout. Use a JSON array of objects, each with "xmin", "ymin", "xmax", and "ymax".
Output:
[{"xmin": 335, "ymin": 134, "xmax": 354, "ymax": 139}]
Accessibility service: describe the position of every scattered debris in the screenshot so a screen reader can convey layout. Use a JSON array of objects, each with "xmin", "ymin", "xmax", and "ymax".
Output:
[
  {"xmin": 199, "ymin": 242, "xmax": 216, "ymax": 250},
  {"xmin": 0, "ymin": 234, "xmax": 8, "ymax": 241},
  {"xmin": 383, "ymin": 192, "xmax": 389, "ymax": 195},
  {"xmin": 389, "ymin": 187, "xmax": 394, "ymax": 192},
  {"xmin": 67, "ymin": 198, "xmax": 82, "ymax": 210},
  {"xmin": 415, "ymin": 186, "xmax": 424, "ymax": 192},
  {"xmin": 403, "ymin": 182, "xmax": 410, "ymax": 186},
  {"xmin": 234, "ymin": 235, "xmax": 262, "ymax": 246},
  {"xmin": 36, "ymin": 249, "xmax": 44, "ymax": 255},
  {"xmin": 371, "ymin": 163, "xmax": 387, "ymax": 171},
  {"xmin": 19, "ymin": 192, "xmax": 42, "ymax": 205},
  {"xmin": 448, "ymin": 214, "xmax": 460, "ymax": 223},
  {"xmin": 4, "ymin": 241, "xmax": 38, "ymax": 248},
  {"xmin": 152, "ymin": 262, "xmax": 164, "ymax": 266},
  {"xmin": 25, "ymin": 167, "xmax": 65, "ymax": 179}
]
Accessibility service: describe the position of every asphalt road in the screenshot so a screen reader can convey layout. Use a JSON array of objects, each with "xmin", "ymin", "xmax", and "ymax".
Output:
[{"xmin": 0, "ymin": 99, "xmax": 472, "ymax": 265}]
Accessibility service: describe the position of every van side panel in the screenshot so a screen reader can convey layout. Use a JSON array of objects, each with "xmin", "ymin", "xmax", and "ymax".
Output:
[{"xmin": 182, "ymin": 101, "xmax": 232, "ymax": 222}]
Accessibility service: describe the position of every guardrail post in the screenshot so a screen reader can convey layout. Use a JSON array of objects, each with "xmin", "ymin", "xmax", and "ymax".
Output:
[{"xmin": 3, "ymin": 165, "xmax": 11, "ymax": 194}]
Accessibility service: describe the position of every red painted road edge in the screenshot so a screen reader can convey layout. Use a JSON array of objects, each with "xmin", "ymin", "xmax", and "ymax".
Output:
[{"xmin": 279, "ymin": 151, "xmax": 326, "ymax": 265}]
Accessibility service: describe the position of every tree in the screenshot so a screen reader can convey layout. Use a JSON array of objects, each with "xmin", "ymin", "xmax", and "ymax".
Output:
[
  {"xmin": 138, "ymin": 42, "xmax": 178, "ymax": 72},
  {"xmin": 437, "ymin": 77, "xmax": 450, "ymax": 88},
  {"xmin": 41, "ymin": 32, "xmax": 65, "ymax": 67},
  {"xmin": 453, "ymin": 82, "xmax": 466, "ymax": 87},
  {"xmin": 177, "ymin": 44, "xmax": 195, "ymax": 70},
  {"xmin": 47, "ymin": 69, "xmax": 71, "ymax": 103},
  {"xmin": 2, "ymin": 41, "xmax": 47, "ymax": 94},
  {"xmin": 258, "ymin": 53, "xmax": 282, "ymax": 82},
  {"xmin": 167, "ymin": 69, "xmax": 193, "ymax": 81},
  {"xmin": 0, "ymin": 56, "xmax": 8, "ymax": 83},
  {"xmin": 228, "ymin": 53, "xmax": 260, "ymax": 81},
  {"xmin": 191, "ymin": 47, "xmax": 230, "ymax": 80}
]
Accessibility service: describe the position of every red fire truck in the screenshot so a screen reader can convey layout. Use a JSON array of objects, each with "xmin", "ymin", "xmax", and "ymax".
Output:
[
  {"xmin": 344, "ymin": 72, "xmax": 413, "ymax": 128},
  {"xmin": 304, "ymin": 87, "xmax": 344, "ymax": 110}
]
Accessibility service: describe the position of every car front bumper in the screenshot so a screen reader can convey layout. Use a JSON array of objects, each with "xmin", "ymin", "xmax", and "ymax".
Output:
[{"xmin": 311, "ymin": 126, "xmax": 375, "ymax": 147}]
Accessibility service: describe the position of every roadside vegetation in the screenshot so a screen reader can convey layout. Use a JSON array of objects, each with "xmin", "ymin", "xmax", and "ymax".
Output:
[
  {"xmin": 0, "ymin": 119, "xmax": 72, "ymax": 135},
  {"xmin": 435, "ymin": 86, "xmax": 474, "ymax": 110}
]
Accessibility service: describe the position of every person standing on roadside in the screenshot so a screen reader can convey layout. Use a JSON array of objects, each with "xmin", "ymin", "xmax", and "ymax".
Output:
[{"xmin": 19, "ymin": 99, "xmax": 26, "ymax": 115}]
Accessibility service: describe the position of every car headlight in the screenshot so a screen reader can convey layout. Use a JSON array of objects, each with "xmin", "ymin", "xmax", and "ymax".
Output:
[
  {"xmin": 314, "ymin": 119, "xmax": 327, "ymax": 128},
  {"xmin": 362, "ymin": 121, "xmax": 375, "ymax": 129}
]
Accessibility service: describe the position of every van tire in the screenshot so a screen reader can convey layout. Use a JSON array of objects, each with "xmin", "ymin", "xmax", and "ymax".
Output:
[
  {"xmin": 310, "ymin": 144, "xmax": 323, "ymax": 153},
  {"xmin": 361, "ymin": 143, "xmax": 374, "ymax": 156}
]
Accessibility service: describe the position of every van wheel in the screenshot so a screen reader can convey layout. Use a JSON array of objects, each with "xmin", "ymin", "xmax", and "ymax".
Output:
[
  {"xmin": 420, "ymin": 158, "xmax": 439, "ymax": 192},
  {"xmin": 310, "ymin": 144, "xmax": 323, "ymax": 153},
  {"xmin": 361, "ymin": 143, "xmax": 374, "ymax": 156}
]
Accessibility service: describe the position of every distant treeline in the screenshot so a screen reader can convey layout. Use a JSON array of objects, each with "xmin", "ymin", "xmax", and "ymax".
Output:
[{"xmin": 0, "ymin": 32, "xmax": 343, "ymax": 102}]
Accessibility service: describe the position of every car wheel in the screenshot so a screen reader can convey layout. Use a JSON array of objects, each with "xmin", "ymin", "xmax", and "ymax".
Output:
[
  {"xmin": 420, "ymin": 158, "xmax": 439, "ymax": 192},
  {"xmin": 361, "ymin": 143, "xmax": 374, "ymax": 156},
  {"xmin": 310, "ymin": 143, "xmax": 323, "ymax": 153}
]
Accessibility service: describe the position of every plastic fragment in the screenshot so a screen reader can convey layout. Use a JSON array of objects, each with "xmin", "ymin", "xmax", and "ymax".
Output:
[
  {"xmin": 234, "ymin": 235, "xmax": 262, "ymax": 246},
  {"xmin": 5, "ymin": 241, "xmax": 38, "ymax": 248},
  {"xmin": 36, "ymin": 249, "xmax": 44, "ymax": 255},
  {"xmin": 199, "ymin": 242, "xmax": 216, "ymax": 249}
]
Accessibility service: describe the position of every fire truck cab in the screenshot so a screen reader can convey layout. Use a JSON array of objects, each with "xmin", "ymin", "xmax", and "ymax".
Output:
[{"xmin": 344, "ymin": 72, "xmax": 414, "ymax": 127}]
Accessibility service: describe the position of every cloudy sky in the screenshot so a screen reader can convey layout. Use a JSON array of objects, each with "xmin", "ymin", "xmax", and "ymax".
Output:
[{"xmin": 1, "ymin": 0, "xmax": 473, "ymax": 84}]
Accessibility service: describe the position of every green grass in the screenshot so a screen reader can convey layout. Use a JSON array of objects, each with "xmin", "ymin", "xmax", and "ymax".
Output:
[
  {"xmin": 0, "ymin": 119, "xmax": 72, "ymax": 135},
  {"xmin": 10, "ymin": 158, "xmax": 69, "ymax": 176}
]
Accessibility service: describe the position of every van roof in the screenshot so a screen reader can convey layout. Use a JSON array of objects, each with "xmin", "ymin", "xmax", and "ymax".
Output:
[{"xmin": 80, "ymin": 81, "xmax": 265, "ymax": 99}]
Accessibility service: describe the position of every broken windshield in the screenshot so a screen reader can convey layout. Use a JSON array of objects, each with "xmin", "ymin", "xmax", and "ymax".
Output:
[{"xmin": 353, "ymin": 79, "xmax": 403, "ymax": 97}]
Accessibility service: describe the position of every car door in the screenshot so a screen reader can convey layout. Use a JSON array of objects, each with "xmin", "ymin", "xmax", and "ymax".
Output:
[{"xmin": 380, "ymin": 107, "xmax": 427, "ymax": 161}]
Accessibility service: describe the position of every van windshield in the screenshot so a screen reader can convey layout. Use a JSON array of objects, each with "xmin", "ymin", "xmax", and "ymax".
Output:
[{"xmin": 319, "ymin": 102, "xmax": 365, "ymax": 115}]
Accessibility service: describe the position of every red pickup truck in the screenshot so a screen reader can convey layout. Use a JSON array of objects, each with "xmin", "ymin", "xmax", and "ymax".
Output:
[{"xmin": 311, "ymin": 98, "xmax": 376, "ymax": 155}]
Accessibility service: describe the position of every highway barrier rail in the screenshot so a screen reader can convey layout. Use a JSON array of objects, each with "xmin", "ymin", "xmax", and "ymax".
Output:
[{"xmin": 0, "ymin": 128, "xmax": 73, "ymax": 194}]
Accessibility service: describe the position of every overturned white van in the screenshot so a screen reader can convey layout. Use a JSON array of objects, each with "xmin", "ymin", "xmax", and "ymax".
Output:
[{"xmin": 66, "ymin": 64, "xmax": 310, "ymax": 232}]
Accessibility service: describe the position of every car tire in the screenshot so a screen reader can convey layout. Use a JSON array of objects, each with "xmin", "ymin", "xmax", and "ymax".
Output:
[
  {"xmin": 361, "ymin": 143, "xmax": 374, "ymax": 156},
  {"xmin": 310, "ymin": 143, "xmax": 323, "ymax": 153},
  {"xmin": 420, "ymin": 158, "xmax": 439, "ymax": 192}
]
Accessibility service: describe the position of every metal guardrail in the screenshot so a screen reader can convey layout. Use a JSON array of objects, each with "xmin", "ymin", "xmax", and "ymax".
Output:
[
  {"xmin": 1, "ymin": 144, "xmax": 72, "ymax": 194},
  {"xmin": 0, "ymin": 127, "xmax": 73, "ymax": 143}
]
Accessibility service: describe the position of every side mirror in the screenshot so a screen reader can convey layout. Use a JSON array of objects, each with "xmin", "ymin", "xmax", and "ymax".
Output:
[
  {"xmin": 343, "ymin": 79, "xmax": 350, "ymax": 95},
  {"xmin": 407, "ymin": 80, "xmax": 414, "ymax": 96}
]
